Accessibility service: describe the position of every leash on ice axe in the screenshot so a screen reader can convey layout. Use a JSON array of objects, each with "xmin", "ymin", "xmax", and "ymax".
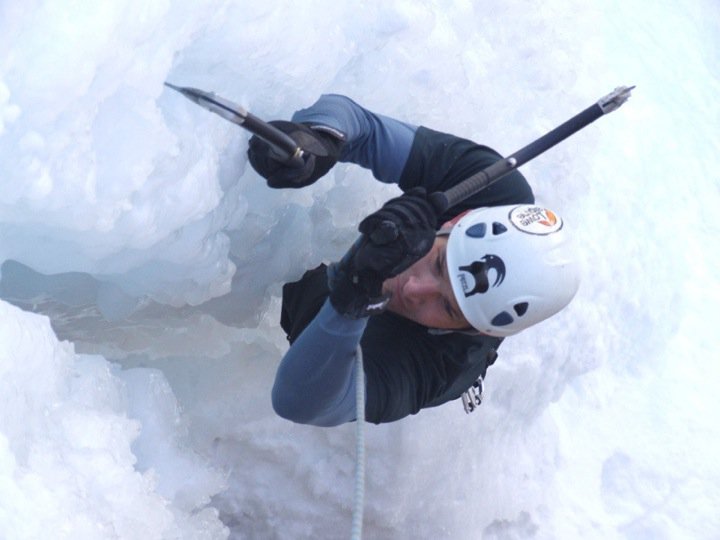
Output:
[{"xmin": 164, "ymin": 82, "xmax": 634, "ymax": 212}]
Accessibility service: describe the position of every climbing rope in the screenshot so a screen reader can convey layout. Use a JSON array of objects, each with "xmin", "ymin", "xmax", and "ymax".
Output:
[{"xmin": 351, "ymin": 344, "xmax": 366, "ymax": 540}]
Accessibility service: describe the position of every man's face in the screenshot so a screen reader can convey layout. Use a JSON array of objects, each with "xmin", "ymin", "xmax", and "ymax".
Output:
[{"xmin": 382, "ymin": 235, "xmax": 470, "ymax": 330}]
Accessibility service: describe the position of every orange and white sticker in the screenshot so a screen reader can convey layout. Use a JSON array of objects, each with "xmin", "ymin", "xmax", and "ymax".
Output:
[{"xmin": 509, "ymin": 205, "xmax": 563, "ymax": 235}]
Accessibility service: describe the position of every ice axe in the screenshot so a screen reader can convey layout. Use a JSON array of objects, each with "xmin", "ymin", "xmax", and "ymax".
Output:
[
  {"xmin": 165, "ymin": 82, "xmax": 634, "ymax": 211},
  {"xmin": 164, "ymin": 82, "xmax": 305, "ymax": 168},
  {"xmin": 429, "ymin": 85, "xmax": 635, "ymax": 212}
]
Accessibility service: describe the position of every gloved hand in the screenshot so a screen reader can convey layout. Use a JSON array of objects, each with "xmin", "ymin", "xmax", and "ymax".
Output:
[
  {"xmin": 247, "ymin": 121, "xmax": 343, "ymax": 188},
  {"xmin": 328, "ymin": 187, "xmax": 440, "ymax": 318}
]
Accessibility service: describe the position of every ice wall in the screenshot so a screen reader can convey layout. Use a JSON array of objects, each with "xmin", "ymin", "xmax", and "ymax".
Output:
[{"xmin": 1, "ymin": 0, "xmax": 718, "ymax": 538}]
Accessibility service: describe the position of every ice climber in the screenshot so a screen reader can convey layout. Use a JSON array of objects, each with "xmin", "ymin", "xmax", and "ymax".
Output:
[{"xmin": 247, "ymin": 94, "xmax": 579, "ymax": 426}]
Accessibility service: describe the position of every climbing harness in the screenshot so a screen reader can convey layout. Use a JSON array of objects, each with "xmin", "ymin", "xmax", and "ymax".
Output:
[{"xmin": 461, "ymin": 376, "xmax": 484, "ymax": 414}]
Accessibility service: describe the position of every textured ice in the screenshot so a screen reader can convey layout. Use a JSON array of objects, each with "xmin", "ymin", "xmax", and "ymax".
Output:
[{"xmin": 1, "ymin": 0, "xmax": 719, "ymax": 538}]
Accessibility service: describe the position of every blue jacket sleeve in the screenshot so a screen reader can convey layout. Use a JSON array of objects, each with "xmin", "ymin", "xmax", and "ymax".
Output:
[
  {"xmin": 272, "ymin": 299, "xmax": 366, "ymax": 426},
  {"xmin": 292, "ymin": 94, "xmax": 417, "ymax": 184}
]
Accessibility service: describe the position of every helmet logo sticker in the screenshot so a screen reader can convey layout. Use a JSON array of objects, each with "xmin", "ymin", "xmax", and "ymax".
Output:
[
  {"xmin": 457, "ymin": 255, "xmax": 506, "ymax": 297},
  {"xmin": 509, "ymin": 206, "xmax": 563, "ymax": 235}
]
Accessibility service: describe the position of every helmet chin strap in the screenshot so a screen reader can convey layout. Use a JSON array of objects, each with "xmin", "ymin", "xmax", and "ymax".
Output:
[{"xmin": 427, "ymin": 327, "xmax": 480, "ymax": 336}]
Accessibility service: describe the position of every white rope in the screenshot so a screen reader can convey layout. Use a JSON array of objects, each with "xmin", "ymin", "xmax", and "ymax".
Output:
[{"xmin": 351, "ymin": 344, "xmax": 366, "ymax": 540}]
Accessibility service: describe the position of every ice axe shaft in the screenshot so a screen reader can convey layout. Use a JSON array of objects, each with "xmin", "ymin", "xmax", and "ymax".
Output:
[
  {"xmin": 432, "ymin": 85, "xmax": 635, "ymax": 212},
  {"xmin": 164, "ymin": 82, "xmax": 305, "ymax": 168}
]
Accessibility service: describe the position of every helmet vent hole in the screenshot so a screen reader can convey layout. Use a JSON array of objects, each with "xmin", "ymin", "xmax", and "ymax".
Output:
[
  {"xmin": 492, "ymin": 222, "xmax": 508, "ymax": 235},
  {"xmin": 466, "ymin": 223, "xmax": 487, "ymax": 238},
  {"xmin": 514, "ymin": 302, "xmax": 529, "ymax": 317},
  {"xmin": 491, "ymin": 311, "xmax": 514, "ymax": 326}
]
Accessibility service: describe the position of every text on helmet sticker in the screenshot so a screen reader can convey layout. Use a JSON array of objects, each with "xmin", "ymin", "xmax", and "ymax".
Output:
[{"xmin": 509, "ymin": 206, "xmax": 563, "ymax": 235}]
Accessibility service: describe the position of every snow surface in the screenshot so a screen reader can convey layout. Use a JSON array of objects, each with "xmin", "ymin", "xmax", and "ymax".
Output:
[{"xmin": 1, "ymin": 0, "xmax": 719, "ymax": 538}]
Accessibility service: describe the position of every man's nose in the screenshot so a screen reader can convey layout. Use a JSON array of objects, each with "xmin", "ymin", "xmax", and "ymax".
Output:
[{"xmin": 404, "ymin": 275, "xmax": 439, "ymax": 304}]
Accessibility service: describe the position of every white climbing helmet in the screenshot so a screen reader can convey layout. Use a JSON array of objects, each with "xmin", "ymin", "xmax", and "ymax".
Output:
[{"xmin": 445, "ymin": 204, "xmax": 580, "ymax": 337}]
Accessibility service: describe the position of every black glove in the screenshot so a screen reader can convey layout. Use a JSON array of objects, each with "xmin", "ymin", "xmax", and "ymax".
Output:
[
  {"xmin": 327, "ymin": 238, "xmax": 389, "ymax": 319},
  {"xmin": 247, "ymin": 121, "xmax": 343, "ymax": 188},
  {"xmin": 328, "ymin": 187, "xmax": 440, "ymax": 318}
]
